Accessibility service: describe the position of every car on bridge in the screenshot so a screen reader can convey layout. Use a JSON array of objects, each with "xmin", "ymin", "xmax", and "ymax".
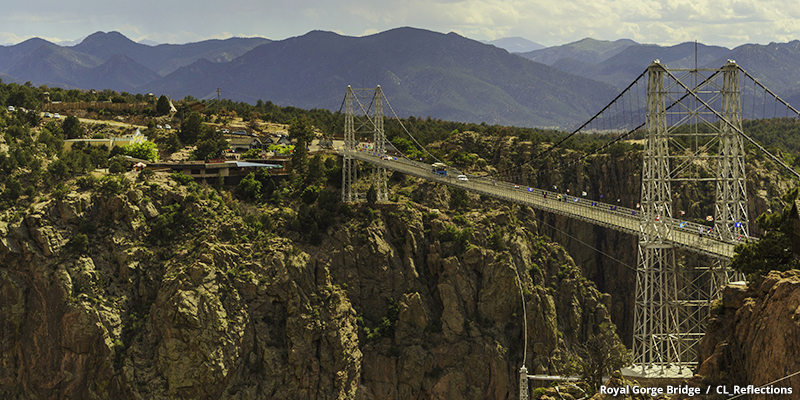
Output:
[{"xmin": 432, "ymin": 162, "xmax": 448, "ymax": 176}]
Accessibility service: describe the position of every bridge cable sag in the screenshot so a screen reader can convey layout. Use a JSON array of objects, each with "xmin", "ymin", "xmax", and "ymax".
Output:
[
  {"xmin": 473, "ymin": 65, "xmax": 800, "ymax": 187},
  {"xmin": 725, "ymin": 369, "xmax": 800, "ymax": 400},
  {"xmin": 380, "ymin": 92, "xmax": 445, "ymax": 165},
  {"xmin": 739, "ymin": 68, "xmax": 800, "ymax": 116},
  {"xmin": 321, "ymin": 92, "xmax": 348, "ymax": 140},
  {"xmin": 471, "ymin": 68, "xmax": 654, "ymax": 182},
  {"xmin": 661, "ymin": 67, "xmax": 800, "ymax": 181},
  {"xmin": 562, "ymin": 70, "xmax": 725, "ymax": 170}
]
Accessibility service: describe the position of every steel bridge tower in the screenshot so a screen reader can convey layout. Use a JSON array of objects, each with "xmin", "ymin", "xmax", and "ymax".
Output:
[
  {"xmin": 342, "ymin": 86, "xmax": 388, "ymax": 203},
  {"xmin": 633, "ymin": 60, "xmax": 749, "ymax": 374}
]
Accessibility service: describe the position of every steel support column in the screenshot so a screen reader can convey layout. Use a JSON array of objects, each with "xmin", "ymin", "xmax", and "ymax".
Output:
[
  {"xmin": 688, "ymin": 60, "xmax": 749, "ymax": 358},
  {"xmin": 341, "ymin": 86, "xmax": 388, "ymax": 203},
  {"xmin": 372, "ymin": 86, "xmax": 389, "ymax": 202},
  {"xmin": 342, "ymin": 86, "xmax": 358, "ymax": 203},
  {"xmin": 715, "ymin": 61, "xmax": 749, "ymax": 243},
  {"xmin": 633, "ymin": 61, "xmax": 683, "ymax": 372}
]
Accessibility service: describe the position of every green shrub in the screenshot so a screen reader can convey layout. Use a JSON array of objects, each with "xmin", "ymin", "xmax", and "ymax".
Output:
[
  {"xmin": 76, "ymin": 175, "xmax": 96, "ymax": 190},
  {"xmin": 301, "ymin": 185, "xmax": 320, "ymax": 204},
  {"xmin": 237, "ymin": 172, "xmax": 262, "ymax": 201},
  {"xmin": 241, "ymin": 148, "xmax": 261, "ymax": 159},
  {"xmin": 487, "ymin": 228, "xmax": 506, "ymax": 251},
  {"xmin": 3, "ymin": 177, "xmax": 22, "ymax": 201},
  {"xmin": 170, "ymin": 171, "xmax": 194, "ymax": 185},
  {"xmin": 122, "ymin": 141, "xmax": 158, "ymax": 162},
  {"xmin": 138, "ymin": 168, "xmax": 155, "ymax": 181},
  {"xmin": 96, "ymin": 176, "xmax": 129, "ymax": 196},
  {"xmin": 68, "ymin": 233, "xmax": 90, "ymax": 255},
  {"xmin": 52, "ymin": 182, "xmax": 70, "ymax": 200}
]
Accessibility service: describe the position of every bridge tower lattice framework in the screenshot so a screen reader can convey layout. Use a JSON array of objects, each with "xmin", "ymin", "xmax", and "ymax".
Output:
[
  {"xmin": 342, "ymin": 85, "xmax": 389, "ymax": 203},
  {"xmin": 633, "ymin": 60, "xmax": 749, "ymax": 374}
]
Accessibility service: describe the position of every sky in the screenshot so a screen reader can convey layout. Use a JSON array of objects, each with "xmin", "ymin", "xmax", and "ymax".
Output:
[{"xmin": 2, "ymin": 0, "xmax": 800, "ymax": 48}]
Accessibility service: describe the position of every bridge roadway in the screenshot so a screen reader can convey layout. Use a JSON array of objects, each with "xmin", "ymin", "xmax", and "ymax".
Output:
[{"xmin": 342, "ymin": 150, "xmax": 741, "ymax": 259}]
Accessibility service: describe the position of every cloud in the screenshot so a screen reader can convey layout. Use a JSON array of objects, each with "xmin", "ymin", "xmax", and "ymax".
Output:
[
  {"xmin": 1, "ymin": 0, "xmax": 800, "ymax": 48},
  {"xmin": 0, "ymin": 31, "xmax": 64, "ymax": 45},
  {"xmin": 322, "ymin": 0, "xmax": 800, "ymax": 47}
]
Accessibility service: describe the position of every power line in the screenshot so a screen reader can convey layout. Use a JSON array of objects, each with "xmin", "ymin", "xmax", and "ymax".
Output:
[
  {"xmin": 534, "ymin": 214, "xmax": 638, "ymax": 273},
  {"xmin": 381, "ymin": 92, "xmax": 444, "ymax": 165},
  {"xmin": 725, "ymin": 369, "xmax": 800, "ymax": 400}
]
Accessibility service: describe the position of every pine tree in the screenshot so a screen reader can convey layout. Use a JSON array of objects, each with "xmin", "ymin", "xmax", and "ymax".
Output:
[{"xmin": 367, "ymin": 184, "xmax": 377, "ymax": 205}]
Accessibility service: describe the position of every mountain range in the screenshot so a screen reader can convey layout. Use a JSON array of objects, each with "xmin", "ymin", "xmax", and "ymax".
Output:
[
  {"xmin": 0, "ymin": 32, "xmax": 270, "ymax": 92},
  {"xmin": 518, "ymin": 38, "xmax": 800, "ymax": 104},
  {"xmin": 3, "ymin": 28, "xmax": 800, "ymax": 127}
]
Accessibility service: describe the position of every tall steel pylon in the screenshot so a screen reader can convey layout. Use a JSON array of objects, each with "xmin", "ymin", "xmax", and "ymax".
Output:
[
  {"xmin": 633, "ymin": 60, "xmax": 749, "ymax": 374},
  {"xmin": 342, "ymin": 86, "xmax": 358, "ymax": 203},
  {"xmin": 341, "ymin": 85, "xmax": 388, "ymax": 203},
  {"xmin": 634, "ymin": 61, "xmax": 682, "ymax": 372}
]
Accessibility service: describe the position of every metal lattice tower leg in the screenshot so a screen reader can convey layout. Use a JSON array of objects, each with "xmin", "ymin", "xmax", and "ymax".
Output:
[
  {"xmin": 676, "ymin": 60, "xmax": 749, "ymax": 360},
  {"xmin": 633, "ymin": 60, "xmax": 752, "ymax": 373},
  {"xmin": 715, "ymin": 61, "xmax": 749, "ymax": 242},
  {"xmin": 633, "ymin": 61, "xmax": 684, "ymax": 373},
  {"xmin": 675, "ymin": 62, "xmax": 750, "ymax": 368},
  {"xmin": 372, "ymin": 86, "xmax": 389, "ymax": 202},
  {"xmin": 342, "ymin": 86, "xmax": 358, "ymax": 203},
  {"xmin": 341, "ymin": 86, "xmax": 389, "ymax": 203}
]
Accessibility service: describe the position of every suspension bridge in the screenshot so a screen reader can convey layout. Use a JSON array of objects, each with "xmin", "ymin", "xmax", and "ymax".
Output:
[
  {"xmin": 334, "ymin": 60, "xmax": 800, "ymax": 396},
  {"xmin": 342, "ymin": 148, "xmax": 739, "ymax": 259}
]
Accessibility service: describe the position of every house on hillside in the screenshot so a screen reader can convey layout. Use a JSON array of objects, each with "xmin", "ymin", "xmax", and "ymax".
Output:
[
  {"xmin": 276, "ymin": 135, "xmax": 292, "ymax": 146},
  {"xmin": 227, "ymin": 136, "xmax": 257, "ymax": 152},
  {"xmin": 147, "ymin": 160, "xmax": 286, "ymax": 183}
]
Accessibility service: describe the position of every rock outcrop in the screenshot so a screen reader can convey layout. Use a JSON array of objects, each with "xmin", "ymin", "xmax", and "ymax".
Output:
[
  {"xmin": 434, "ymin": 131, "xmax": 789, "ymax": 348},
  {"xmin": 673, "ymin": 270, "xmax": 800, "ymax": 399},
  {"xmin": 0, "ymin": 174, "xmax": 621, "ymax": 399}
]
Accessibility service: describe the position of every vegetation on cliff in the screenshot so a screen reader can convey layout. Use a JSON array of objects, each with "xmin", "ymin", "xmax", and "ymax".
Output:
[
  {"xmin": 3, "ymin": 80, "xmax": 800, "ymax": 398},
  {"xmin": 732, "ymin": 188, "xmax": 800, "ymax": 281},
  {"xmin": 0, "ymin": 96, "xmax": 631, "ymax": 398}
]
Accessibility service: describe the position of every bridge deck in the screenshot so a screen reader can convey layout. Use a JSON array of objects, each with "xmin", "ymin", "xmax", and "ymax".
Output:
[{"xmin": 343, "ymin": 150, "xmax": 743, "ymax": 259}]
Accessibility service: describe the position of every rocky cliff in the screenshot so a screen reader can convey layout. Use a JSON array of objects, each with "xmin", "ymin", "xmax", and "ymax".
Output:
[
  {"xmin": 434, "ymin": 131, "xmax": 795, "ymax": 347},
  {"xmin": 672, "ymin": 270, "xmax": 800, "ymax": 399},
  {"xmin": 0, "ymin": 172, "xmax": 621, "ymax": 399}
]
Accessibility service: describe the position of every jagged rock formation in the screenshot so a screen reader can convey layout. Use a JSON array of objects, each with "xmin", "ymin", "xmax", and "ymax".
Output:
[
  {"xmin": 674, "ymin": 270, "xmax": 800, "ymax": 399},
  {"xmin": 434, "ymin": 131, "xmax": 792, "ymax": 347},
  {"xmin": 0, "ymin": 173, "xmax": 621, "ymax": 399}
]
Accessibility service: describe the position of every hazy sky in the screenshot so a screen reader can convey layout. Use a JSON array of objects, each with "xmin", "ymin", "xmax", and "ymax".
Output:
[{"xmin": 2, "ymin": 0, "xmax": 799, "ymax": 48}]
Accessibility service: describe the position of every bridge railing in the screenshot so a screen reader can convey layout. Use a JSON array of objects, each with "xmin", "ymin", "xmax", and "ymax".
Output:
[{"xmin": 343, "ymin": 150, "xmax": 747, "ymax": 259}]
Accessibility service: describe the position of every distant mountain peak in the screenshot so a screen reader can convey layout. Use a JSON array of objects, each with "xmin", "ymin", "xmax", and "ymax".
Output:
[
  {"xmin": 519, "ymin": 37, "xmax": 640, "ymax": 66},
  {"xmin": 78, "ymin": 31, "xmax": 137, "ymax": 46},
  {"xmin": 485, "ymin": 37, "xmax": 545, "ymax": 53},
  {"xmin": 138, "ymin": 39, "xmax": 160, "ymax": 46}
]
